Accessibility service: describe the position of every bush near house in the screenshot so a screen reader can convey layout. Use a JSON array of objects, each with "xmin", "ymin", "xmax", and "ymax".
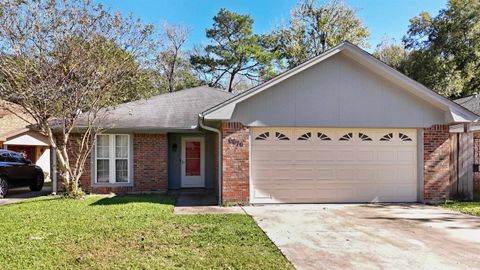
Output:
[{"xmin": 0, "ymin": 195, "xmax": 293, "ymax": 270}]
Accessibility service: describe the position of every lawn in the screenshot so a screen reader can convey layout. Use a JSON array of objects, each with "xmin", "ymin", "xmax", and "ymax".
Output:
[
  {"xmin": 0, "ymin": 195, "xmax": 293, "ymax": 270},
  {"xmin": 440, "ymin": 201, "xmax": 480, "ymax": 217}
]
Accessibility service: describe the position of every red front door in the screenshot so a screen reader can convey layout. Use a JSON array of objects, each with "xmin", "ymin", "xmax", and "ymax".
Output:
[{"xmin": 181, "ymin": 137, "xmax": 204, "ymax": 188}]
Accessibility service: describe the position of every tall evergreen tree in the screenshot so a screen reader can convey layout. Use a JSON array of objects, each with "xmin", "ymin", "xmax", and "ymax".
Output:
[{"xmin": 190, "ymin": 9, "xmax": 274, "ymax": 92}]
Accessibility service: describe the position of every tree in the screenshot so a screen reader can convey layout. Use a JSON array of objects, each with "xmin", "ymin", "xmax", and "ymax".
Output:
[
  {"xmin": 0, "ymin": 0, "xmax": 155, "ymax": 197},
  {"xmin": 190, "ymin": 9, "xmax": 274, "ymax": 92},
  {"xmin": 373, "ymin": 37, "xmax": 408, "ymax": 70},
  {"xmin": 270, "ymin": 0, "xmax": 369, "ymax": 69},
  {"xmin": 156, "ymin": 22, "xmax": 199, "ymax": 92},
  {"xmin": 402, "ymin": 0, "xmax": 480, "ymax": 98}
]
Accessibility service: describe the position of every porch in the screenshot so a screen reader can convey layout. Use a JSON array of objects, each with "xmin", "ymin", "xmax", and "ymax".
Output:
[{"xmin": 167, "ymin": 131, "xmax": 219, "ymax": 205}]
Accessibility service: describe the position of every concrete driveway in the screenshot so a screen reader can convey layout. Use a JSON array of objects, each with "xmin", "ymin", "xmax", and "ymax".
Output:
[
  {"xmin": 243, "ymin": 204, "xmax": 480, "ymax": 270},
  {"xmin": 0, "ymin": 185, "xmax": 51, "ymax": 205}
]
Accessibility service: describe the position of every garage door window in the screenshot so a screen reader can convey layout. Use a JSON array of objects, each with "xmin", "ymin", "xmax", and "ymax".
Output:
[
  {"xmin": 255, "ymin": 132, "xmax": 270, "ymax": 141},
  {"xmin": 317, "ymin": 132, "xmax": 332, "ymax": 141},
  {"xmin": 298, "ymin": 132, "xmax": 312, "ymax": 141},
  {"xmin": 399, "ymin": 133, "xmax": 413, "ymax": 141},
  {"xmin": 339, "ymin": 132, "xmax": 353, "ymax": 141},
  {"xmin": 275, "ymin": 132, "xmax": 290, "ymax": 141},
  {"xmin": 380, "ymin": 133, "xmax": 393, "ymax": 141},
  {"xmin": 359, "ymin": 133, "xmax": 373, "ymax": 141}
]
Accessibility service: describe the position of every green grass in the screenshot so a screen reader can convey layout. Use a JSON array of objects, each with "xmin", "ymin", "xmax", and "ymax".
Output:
[
  {"xmin": 440, "ymin": 201, "xmax": 480, "ymax": 216},
  {"xmin": 0, "ymin": 195, "xmax": 293, "ymax": 270}
]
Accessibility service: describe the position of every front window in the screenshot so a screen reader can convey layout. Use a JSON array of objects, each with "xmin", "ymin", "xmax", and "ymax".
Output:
[{"xmin": 95, "ymin": 134, "xmax": 130, "ymax": 184}]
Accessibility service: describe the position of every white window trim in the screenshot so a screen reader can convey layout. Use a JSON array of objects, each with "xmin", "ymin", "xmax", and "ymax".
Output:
[{"xmin": 94, "ymin": 134, "xmax": 131, "ymax": 185}]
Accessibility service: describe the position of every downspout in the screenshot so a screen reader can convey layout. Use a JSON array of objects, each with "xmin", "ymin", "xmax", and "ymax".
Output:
[{"xmin": 198, "ymin": 114, "xmax": 222, "ymax": 206}]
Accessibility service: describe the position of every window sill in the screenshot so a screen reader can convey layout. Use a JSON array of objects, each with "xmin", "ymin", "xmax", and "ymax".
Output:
[{"xmin": 92, "ymin": 182, "xmax": 133, "ymax": 187}]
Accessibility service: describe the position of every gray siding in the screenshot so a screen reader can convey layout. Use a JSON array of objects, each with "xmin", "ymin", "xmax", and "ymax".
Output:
[
  {"xmin": 231, "ymin": 53, "xmax": 445, "ymax": 128},
  {"xmin": 168, "ymin": 132, "xmax": 216, "ymax": 190}
]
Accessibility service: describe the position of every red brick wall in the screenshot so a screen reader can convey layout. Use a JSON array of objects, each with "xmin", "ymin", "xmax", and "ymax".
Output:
[
  {"xmin": 423, "ymin": 125, "xmax": 451, "ymax": 202},
  {"xmin": 221, "ymin": 122, "xmax": 250, "ymax": 204},
  {"xmin": 132, "ymin": 134, "xmax": 168, "ymax": 192},
  {"xmin": 474, "ymin": 132, "xmax": 480, "ymax": 199},
  {"xmin": 56, "ymin": 133, "xmax": 168, "ymax": 194}
]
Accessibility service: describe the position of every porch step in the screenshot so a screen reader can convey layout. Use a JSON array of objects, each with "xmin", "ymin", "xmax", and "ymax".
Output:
[{"xmin": 174, "ymin": 191, "xmax": 217, "ymax": 207}]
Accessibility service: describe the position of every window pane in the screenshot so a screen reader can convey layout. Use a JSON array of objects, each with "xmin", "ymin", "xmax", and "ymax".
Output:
[
  {"xmin": 185, "ymin": 141, "xmax": 201, "ymax": 176},
  {"xmin": 186, "ymin": 142, "xmax": 201, "ymax": 158},
  {"xmin": 97, "ymin": 135, "xmax": 110, "ymax": 158},
  {"xmin": 11, "ymin": 153, "xmax": 25, "ymax": 163},
  {"xmin": 115, "ymin": 159, "xmax": 128, "ymax": 182},
  {"xmin": 115, "ymin": 135, "xmax": 128, "ymax": 158},
  {"xmin": 6, "ymin": 154, "xmax": 17, "ymax": 163},
  {"xmin": 96, "ymin": 159, "xmax": 109, "ymax": 183}
]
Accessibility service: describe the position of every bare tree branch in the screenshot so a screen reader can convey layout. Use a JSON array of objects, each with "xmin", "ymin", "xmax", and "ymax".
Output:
[{"xmin": 0, "ymin": 0, "xmax": 155, "ymax": 197}]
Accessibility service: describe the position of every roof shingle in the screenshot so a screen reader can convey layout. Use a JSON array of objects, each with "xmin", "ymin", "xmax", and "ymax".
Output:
[
  {"xmin": 454, "ymin": 94, "xmax": 480, "ymax": 116},
  {"xmin": 97, "ymin": 86, "xmax": 233, "ymax": 130}
]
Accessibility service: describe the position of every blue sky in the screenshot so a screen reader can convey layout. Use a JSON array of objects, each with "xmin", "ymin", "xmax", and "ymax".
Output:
[{"xmin": 98, "ymin": 0, "xmax": 447, "ymax": 51}]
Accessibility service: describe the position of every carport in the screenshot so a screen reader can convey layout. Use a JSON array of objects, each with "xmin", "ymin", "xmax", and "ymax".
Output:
[{"xmin": 1, "ymin": 128, "xmax": 51, "ymax": 178}]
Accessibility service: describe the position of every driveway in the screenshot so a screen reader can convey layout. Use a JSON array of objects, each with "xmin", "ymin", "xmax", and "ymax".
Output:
[
  {"xmin": 243, "ymin": 204, "xmax": 480, "ymax": 270},
  {"xmin": 0, "ymin": 185, "xmax": 51, "ymax": 205}
]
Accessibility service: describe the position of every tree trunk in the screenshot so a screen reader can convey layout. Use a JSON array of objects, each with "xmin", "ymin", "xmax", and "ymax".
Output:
[
  {"xmin": 228, "ymin": 72, "xmax": 237, "ymax": 92},
  {"xmin": 45, "ymin": 126, "xmax": 85, "ymax": 198},
  {"xmin": 168, "ymin": 50, "xmax": 179, "ymax": 93}
]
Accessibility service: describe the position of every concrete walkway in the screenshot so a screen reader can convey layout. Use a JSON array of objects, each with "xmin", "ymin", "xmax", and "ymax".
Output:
[
  {"xmin": 0, "ymin": 185, "xmax": 52, "ymax": 205},
  {"xmin": 173, "ymin": 191, "xmax": 244, "ymax": 215},
  {"xmin": 244, "ymin": 204, "xmax": 480, "ymax": 270}
]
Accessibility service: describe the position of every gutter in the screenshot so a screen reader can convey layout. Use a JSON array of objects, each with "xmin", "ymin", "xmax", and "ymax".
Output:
[{"xmin": 198, "ymin": 114, "xmax": 223, "ymax": 206}]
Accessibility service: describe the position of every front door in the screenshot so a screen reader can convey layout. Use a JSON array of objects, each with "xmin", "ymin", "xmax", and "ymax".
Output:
[{"xmin": 181, "ymin": 137, "xmax": 205, "ymax": 188}]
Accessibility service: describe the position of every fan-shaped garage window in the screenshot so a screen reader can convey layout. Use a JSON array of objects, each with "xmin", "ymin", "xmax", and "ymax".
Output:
[
  {"xmin": 297, "ymin": 132, "xmax": 311, "ymax": 141},
  {"xmin": 359, "ymin": 133, "xmax": 373, "ymax": 141},
  {"xmin": 275, "ymin": 132, "xmax": 290, "ymax": 141},
  {"xmin": 399, "ymin": 133, "xmax": 413, "ymax": 142},
  {"xmin": 339, "ymin": 132, "xmax": 353, "ymax": 141},
  {"xmin": 380, "ymin": 133, "xmax": 393, "ymax": 141},
  {"xmin": 317, "ymin": 132, "xmax": 332, "ymax": 141},
  {"xmin": 255, "ymin": 132, "xmax": 269, "ymax": 141}
]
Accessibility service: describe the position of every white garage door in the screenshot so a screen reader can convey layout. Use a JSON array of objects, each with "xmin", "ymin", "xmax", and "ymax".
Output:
[{"xmin": 251, "ymin": 128, "xmax": 418, "ymax": 203}]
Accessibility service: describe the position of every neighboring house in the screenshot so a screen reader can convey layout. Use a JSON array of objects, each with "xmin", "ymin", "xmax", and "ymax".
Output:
[
  {"xmin": 52, "ymin": 42, "xmax": 478, "ymax": 204},
  {"xmin": 0, "ymin": 103, "xmax": 51, "ymax": 178},
  {"xmin": 454, "ymin": 94, "xmax": 480, "ymax": 199}
]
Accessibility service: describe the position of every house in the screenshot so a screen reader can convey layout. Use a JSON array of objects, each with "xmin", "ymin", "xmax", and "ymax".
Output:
[
  {"xmin": 0, "ymin": 103, "xmax": 51, "ymax": 178},
  {"xmin": 454, "ymin": 94, "xmax": 480, "ymax": 199},
  {"xmin": 52, "ymin": 42, "xmax": 478, "ymax": 204}
]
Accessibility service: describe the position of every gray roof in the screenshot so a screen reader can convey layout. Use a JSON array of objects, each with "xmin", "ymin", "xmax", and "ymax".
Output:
[
  {"xmin": 98, "ymin": 86, "xmax": 233, "ymax": 131},
  {"xmin": 454, "ymin": 94, "xmax": 480, "ymax": 116}
]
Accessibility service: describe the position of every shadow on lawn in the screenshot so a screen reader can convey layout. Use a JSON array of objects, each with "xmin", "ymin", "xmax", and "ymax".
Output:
[{"xmin": 89, "ymin": 194, "xmax": 176, "ymax": 206}]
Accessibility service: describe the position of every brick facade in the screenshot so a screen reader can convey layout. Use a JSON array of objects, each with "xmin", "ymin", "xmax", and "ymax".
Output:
[
  {"xmin": 423, "ymin": 125, "xmax": 451, "ymax": 202},
  {"xmin": 131, "ymin": 134, "xmax": 168, "ymax": 192},
  {"xmin": 221, "ymin": 122, "xmax": 250, "ymax": 204},
  {"xmin": 57, "ymin": 133, "xmax": 168, "ymax": 194},
  {"xmin": 54, "ymin": 124, "xmax": 463, "ymax": 203},
  {"xmin": 474, "ymin": 132, "xmax": 480, "ymax": 199}
]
